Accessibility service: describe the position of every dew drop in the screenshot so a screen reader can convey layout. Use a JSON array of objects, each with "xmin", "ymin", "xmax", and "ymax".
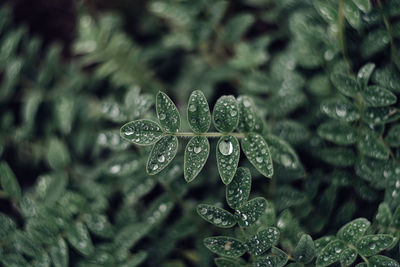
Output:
[
  {"xmin": 194, "ymin": 146, "xmax": 202, "ymax": 154},
  {"xmin": 256, "ymin": 156, "xmax": 263, "ymax": 163},
  {"xmin": 159, "ymin": 113, "xmax": 166, "ymax": 120},
  {"xmin": 219, "ymin": 141, "xmax": 233, "ymax": 156},
  {"xmin": 230, "ymin": 110, "xmax": 237, "ymax": 117},
  {"xmin": 157, "ymin": 155, "xmax": 165, "ymax": 163},
  {"xmin": 369, "ymin": 243, "xmax": 376, "ymax": 250},
  {"xmin": 152, "ymin": 164, "xmax": 159, "ymax": 171},
  {"xmin": 189, "ymin": 104, "xmax": 197, "ymax": 112},
  {"xmin": 280, "ymin": 154, "xmax": 292, "ymax": 167}
]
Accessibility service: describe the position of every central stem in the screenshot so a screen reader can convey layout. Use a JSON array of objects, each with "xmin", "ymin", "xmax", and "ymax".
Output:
[{"xmin": 169, "ymin": 132, "xmax": 248, "ymax": 138}]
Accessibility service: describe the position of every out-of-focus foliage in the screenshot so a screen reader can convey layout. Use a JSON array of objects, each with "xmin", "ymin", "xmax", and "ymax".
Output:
[{"xmin": 1, "ymin": 0, "xmax": 400, "ymax": 266}]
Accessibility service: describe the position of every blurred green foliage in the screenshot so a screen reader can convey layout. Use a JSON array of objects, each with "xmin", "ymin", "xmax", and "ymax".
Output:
[{"xmin": 1, "ymin": 0, "xmax": 400, "ymax": 266}]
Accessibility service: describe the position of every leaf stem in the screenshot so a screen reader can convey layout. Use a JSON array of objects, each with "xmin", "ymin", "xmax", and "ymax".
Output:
[
  {"xmin": 338, "ymin": 0, "xmax": 352, "ymax": 73},
  {"xmin": 168, "ymin": 132, "xmax": 248, "ymax": 138}
]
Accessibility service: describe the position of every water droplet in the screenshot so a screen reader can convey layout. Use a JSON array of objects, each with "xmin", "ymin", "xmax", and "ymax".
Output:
[
  {"xmin": 219, "ymin": 141, "xmax": 233, "ymax": 156},
  {"xmin": 256, "ymin": 157, "xmax": 263, "ymax": 163},
  {"xmin": 280, "ymin": 154, "xmax": 292, "ymax": 167},
  {"xmin": 230, "ymin": 110, "xmax": 237, "ymax": 117},
  {"xmin": 335, "ymin": 247, "xmax": 342, "ymax": 253},
  {"xmin": 152, "ymin": 164, "xmax": 159, "ymax": 171},
  {"xmin": 157, "ymin": 155, "xmax": 165, "ymax": 163},
  {"xmin": 336, "ymin": 105, "xmax": 347, "ymax": 117},
  {"xmin": 214, "ymin": 218, "xmax": 222, "ymax": 224},
  {"xmin": 189, "ymin": 104, "xmax": 197, "ymax": 112},
  {"xmin": 200, "ymin": 208, "xmax": 207, "ymax": 215},
  {"xmin": 159, "ymin": 113, "xmax": 166, "ymax": 120},
  {"xmin": 194, "ymin": 146, "xmax": 202, "ymax": 154},
  {"xmin": 369, "ymin": 243, "xmax": 376, "ymax": 250}
]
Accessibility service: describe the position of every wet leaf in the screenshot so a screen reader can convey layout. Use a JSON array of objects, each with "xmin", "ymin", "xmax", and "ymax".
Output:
[
  {"xmin": 339, "ymin": 247, "xmax": 357, "ymax": 267},
  {"xmin": 375, "ymin": 203, "xmax": 392, "ymax": 228},
  {"xmin": 242, "ymin": 133, "xmax": 273, "ymax": 178},
  {"xmin": 358, "ymin": 130, "xmax": 390, "ymax": 160},
  {"xmin": 321, "ymin": 98, "xmax": 360, "ymax": 122},
  {"xmin": 385, "ymin": 125, "xmax": 400, "ymax": 147},
  {"xmin": 184, "ymin": 136, "xmax": 209, "ymax": 182},
  {"xmin": 214, "ymin": 257, "xmax": 242, "ymax": 267},
  {"xmin": 83, "ymin": 213, "xmax": 113, "ymax": 238},
  {"xmin": 352, "ymin": 0, "xmax": 371, "ymax": 13},
  {"xmin": 331, "ymin": 73, "xmax": 360, "ymax": 97},
  {"xmin": 246, "ymin": 227, "xmax": 280, "ymax": 256},
  {"xmin": 50, "ymin": 238, "xmax": 69, "ymax": 267},
  {"xmin": 66, "ymin": 221, "xmax": 94, "ymax": 256},
  {"xmin": 234, "ymin": 197, "xmax": 267, "ymax": 227},
  {"xmin": 146, "ymin": 135, "xmax": 178, "ymax": 175},
  {"xmin": 364, "ymin": 107, "xmax": 400, "ymax": 125},
  {"xmin": 212, "ymin": 95, "xmax": 239, "ymax": 133},
  {"xmin": 316, "ymin": 240, "xmax": 346, "ymax": 267},
  {"xmin": 203, "ymin": 236, "xmax": 246, "ymax": 257},
  {"xmin": 362, "ymin": 86, "xmax": 397, "ymax": 107},
  {"xmin": 0, "ymin": 212, "xmax": 16, "ymax": 239},
  {"xmin": 317, "ymin": 121, "xmax": 357, "ymax": 145},
  {"xmin": 313, "ymin": 0, "xmax": 338, "ymax": 24},
  {"xmin": 344, "ymin": 0, "xmax": 361, "ymax": 29},
  {"xmin": 120, "ymin": 120, "xmax": 163, "ymax": 145},
  {"xmin": 293, "ymin": 234, "xmax": 315, "ymax": 264},
  {"xmin": 319, "ymin": 147, "xmax": 355, "ymax": 167},
  {"xmin": 0, "ymin": 161, "xmax": 21, "ymax": 203},
  {"xmin": 196, "ymin": 204, "xmax": 236, "ymax": 228},
  {"xmin": 237, "ymin": 95, "xmax": 255, "ymax": 132},
  {"xmin": 226, "ymin": 167, "xmax": 251, "ymax": 210},
  {"xmin": 368, "ymin": 255, "xmax": 400, "ymax": 267},
  {"xmin": 337, "ymin": 218, "xmax": 370, "ymax": 244},
  {"xmin": 156, "ymin": 91, "xmax": 180, "ymax": 132},
  {"xmin": 187, "ymin": 90, "xmax": 211, "ymax": 133},
  {"xmin": 357, "ymin": 62, "xmax": 375, "ymax": 87},
  {"xmin": 356, "ymin": 234, "xmax": 394, "ymax": 256},
  {"xmin": 216, "ymin": 135, "xmax": 240, "ymax": 184}
]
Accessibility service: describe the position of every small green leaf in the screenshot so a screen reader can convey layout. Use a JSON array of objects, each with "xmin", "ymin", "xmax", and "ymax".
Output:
[
  {"xmin": 146, "ymin": 135, "xmax": 178, "ymax": 175},
  {"xmin": 66, "ymin": 221, "xmax": 94, "ymax": 256},
  {"xmin": 362, "ymin": 86, "xmax": 397, "ymax": 107},
  {"xmin": 196, "ymin": 204, "xmax": 236, "ymax": 228},
  {"xmin": 246, "ymin": 227, "xmax": 280, "ymax": 255},
  {"xmin": 0, "ymin": 212, "xmax": 16, "ymax": 239},
  {"xmin": 339, "ymin": 248, "xmax": 357, "ymax": 267},
  {"xmin": 184, "ymin": 136, "xmax": 209, "ymax": 182},
  {"xmin": 242, "ymin": 133, "xmax": 273, "ymax": 178},
  {"xmin": 212, "ymin": 95, "xmax": 239, "ymax": 133},
  {"xmin": 26, "ymin": 218, "xmax": 59, "ymax": 245},
  {"xmin": 393, "ymin": 206, "xmax": 400, "ymax": 229},
  {"xmin": 14, "ymin": 231, "xmax": 41, "ymax": 257},
  {"xmin": 187, "ymin": 90, "xmax": 211, "ymax": 133},
  {"xmin": 216, "ymin": 135, "xmax": 240, "ymax": 184},
  {"xmin": 313, "ymin": 0, "xmax": 338, "ymax": 24},
  {"xmin": 214, "ymin": 258, "xmax": 242, "ymax": 267},
  {"xmin": 204, "ymin": 236, "xmax": 246, "ymax": 257},
  {"xmin": 33, "ymin": 252, "xmax": 51, "ymax": 267},
  {"xmin": 235, "ymin": 197, "xmax": 267, "ymax": 227},
  {"xmin": 368, "ymin": 255, "xmax": 400, "ymax": 266},
  {"xmin": 46, "ymin": 138, "xmax": 70, "ymax": 170},
  {"xmin": 1, "ymin": 253, "xmax": 28, "ymax": 267},
  {"xmin": 317, "ymin": 121, "xmax": 357, "ymax": 145},
  {"xmin": 321, "ymin": 98, "xmax": 360, "ymax": 122},
  {"xmin": 337, "ymin": 218, "xmax": 370, "ymax": 244},
  {"xmin": 357, "ymin": 62, "xmax": 375, "ymax": 87},
  {"xmin": 83, "ymin": 213, "xmax": 114, "ymax": 238},
  {"xmin": 376, "ymin": 203, "xmax": 392, "ymax": 228},
  {"xmin": 50, "ymin": 238, "xmax": 69, "ymax": 267},
  {"xmin": 226, "ymin": 167, "xmax": 251, "ymax": 210},
  {"xmin": 319, "ymin": 147, "xmax": 355, "ymax": 167},
  {"xmin": 315, "ymin": 236, "xmax": 336, "ymax": 256},
  {"xmin": 316, "ymin": 240, "xmax": 346, "ymax": 267},
  {"xmin": 331, "ymin": 73, "xmax": 360, "ymax": 97},
  {"xmin": 352, "ymin": 0, "xmax": 371, "ymax": 13},
  {"xmin": 0, "ymin": 161, "xmax": 21, "ymax": 202},
  {"xmin": 237, "ymin": 95, "xmax": 256, "ymax": 132},
  {"xmin": 43, "ymin": 173, "xmax": 68, "ymax": 204},
  {"xmin": 358, "ymin": 130, "xmax": 390, "ymax": 160},
  {"xmin": 356, "ymin": 234, "xmax": 394, "ymax": 256},
  {"xmin": 364, "ymin": 107, "xmax": 400, "ymax": 125},
  {"xmin": 344, "ymin": 0, "xmax": 361, "ymax": 29},
  {"xmin": 120, "ymin": 120, "xmax": 163, "ymax": 145},
  {"xmin": 156, "ymin": 91, "xmax": 180, "ymax": 132},
  {"xmin": 293, "ymin": 234, "xmax": 315, "ymax": 264},
  {"xmin": 385, "ymin": 125, "xmax": 400, "ymax": 147}
]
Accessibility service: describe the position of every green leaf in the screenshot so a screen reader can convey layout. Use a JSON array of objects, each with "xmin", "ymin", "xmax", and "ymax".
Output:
[
  {"xmin": 313, "ymin": 0, "xmax": 338, "ymax": 24},
  {"xmin": 246, "ymin": 227, "xmax": 280, "ymax": 256},
  {"xmin": 356, "ymin": 234, "xmax": 394, "ymax": 256},
  {"xmin": 316, "ymin": 240, "xmax": 346, "ymax": 267},
  {"xmin": 393, "ymin": 206, "xmax": 400, "ymax": 229},
  {"xmin": 43, "ymin": 173, "xmax": 68, "ymax": 204},
  {"xmin": 237, "ymin": 95, "xmax": 256, "ymax": 132},
  {"xmin": 361, "ymin": 30, "xmax": 390, "ymax": 58},
  {"xmin": 212, "ymin": 95, "xmax": 239, "ymax": 133},
  {"xmin": 187, "ymin": 90, "xmax": 211, "ymax": 133},
  {"xmin": 352, "ymin": 0, "xmax": 371, "ymax": 13},
  {"xmin": 196, "ymin": 204, "xmax": 236, "ymax": 228},
  {"xmin": 337, "ymin": 218, "xmax": 370, "ymax": 244},
  {"xmin": 315, "ymin": 236, "xmax": 336, "ymax": 256},
  {"xmin": 184, "ymin": 136, "xmax": 210, "ymax": 182},
  {"xmin": 33, "ymin": 252, "xmax": 51, "ymax": 267},
  {"xmin": 14, "ymin": 231, "xmax": 41, "ymax": 257},
  {"xmin": 214, "ymin": 257, "xmax": 242, "ymax": 267},
  {"xmin": 146, "ymin": 135, "xmax": 178, "ymax": 175},
  {"xmin": 357, "ymin": 63, "xmax": 375, "ymax": 87},
  {"xmin": 293, "ymin": 234, "xmax": 315, "ymax": 264},
  {"xmin": 344, "ymin": 0, "xmax": 361, "ymax": 29},
  {"xmin": 362, "ymin": 86, "xmax": 397, "ymax": 107},
  {"xmin": 330, "ymin": 73, "xmax": 360, "ymax": 97},
  {"xmin": 364, "ymin": 107, "xmax": 400, "ymax": 125},
  {"xmin": 66, "ymin": 221, "xmax": 94, "ymax": 256},
  {"xmin": 203, "ymin": 236, "xmax": 246, "ymax": 257},
  {"xmin": 264, "ymin": 134, "xmax": 304, "ymax": 171},
  {"xmin": 226, "ymin": 167, "xmax": 251, "ymax": 210},
  {"xmin": 83, "ymin": 213, "xmax": 114, "ymax": 238},
  {"xmin": 385, "ymin": 125, "xmax": 400, "ymax": 147},
  {"xmin": 358, "ymin": 130, "xmax": 390, "ymax": 160},
  {"xmin": 234, "ymin": 197, "xmax": 267, "ymax": 227},
  {"xmin": 26, "ymin": 218, "xmax": 59, "ymax": 245},
  {"xmin": 223, "ymin": 13, "xmax": 255, "ymax": 43},
  {"xmin": 46, "ymin": 138, "xmax": 70, "ymax": 170},
  {"xmin": 376, "ymin": 203, "xmax": 392, "ymax": 228},
  {"xmin": 368, "ymin": 255, "xmax": 400, "ymax": 266},
  {"xmin": 0, "ymin": 161, "xmax": 21, "ymax": 202},
  {"xmin": 216, "ymin": 135, "xmax": 240, "ymax": 184},
  {"xmin": 0, "ymin": 212, "xmax": 16, "ymax": 239},
  {"xmin": 120, "ymin": 119, "xmax": 163, "ymax": 145},
  {"xmin": 321, "ymin": 98, "xmax": 360, "ymax": 122},
  {"xmin": 317, "ymin": 121, "xmax": 357, "ymax": 145},
  {"xmin": 242, "ymin": 133, "xmax": 273, "ymax": 178},
  {"xmin": 319, "ymin": 147, "xmax": 355, "ymax": 167},
  {"xmin": 1, "ymin": 253, "xmax": 28, "ymax": 267},
  {"xmin": 156, "ymin": 91, "xmax": 180, "ymax": 133},
  {"xmin": 339, "ymin": 248, "xmax": 357, "ymax": 267},
  {"xmin": 50, "ymin": 238, "xmax": 69, "ymax": 267}
]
